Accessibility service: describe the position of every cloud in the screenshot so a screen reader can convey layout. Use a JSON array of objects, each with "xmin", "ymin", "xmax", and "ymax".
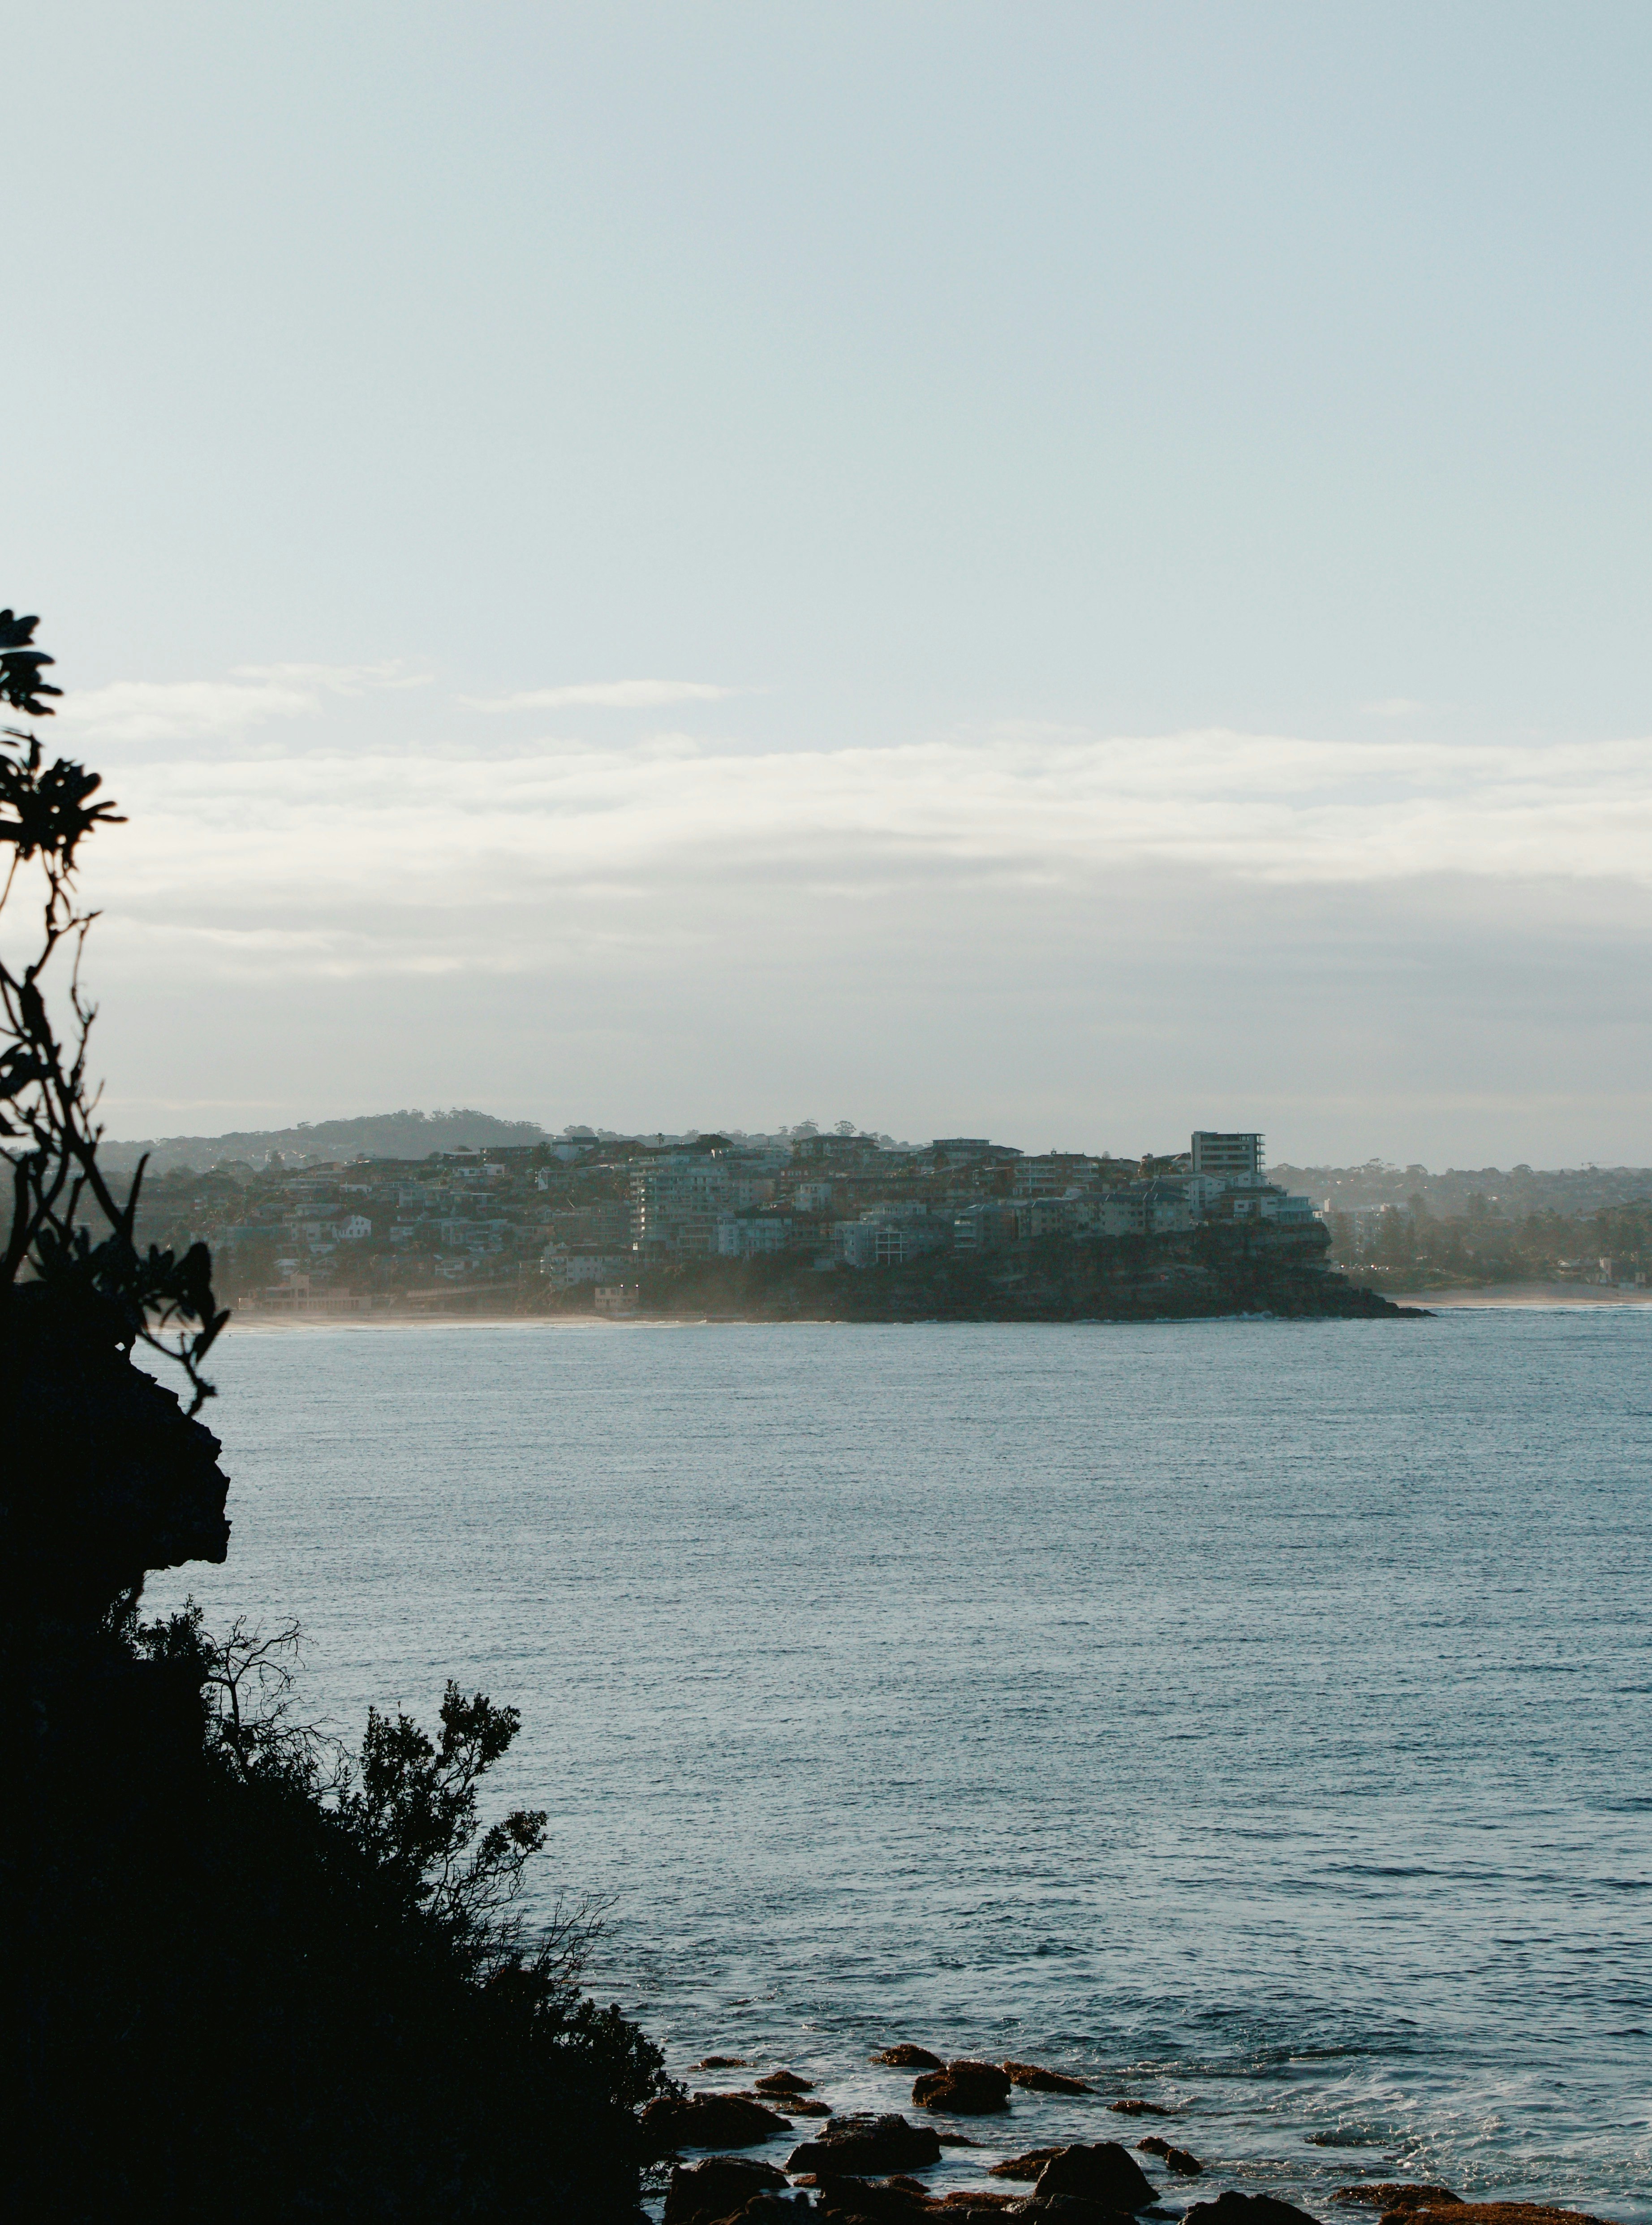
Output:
[
  {"xmin": 55, "ymin": 678, "xmax": 321, "ymax": 746},
  {"xmin": 463, "ymin": 680, "xmax": 739, "ymax": 711},
  {"xmin": 54, "ymin": 663, "xmax": 433, "ymax": 746},
  {"xmin": 63, "ymin": 710, "xmax": 1652, "ymax": 1161},
  {"xmin": 232, "ymin": 661, "xmax": 435, "ymax": 695},
  {"xmin": 76, "ymin": 725, "xmax": 1652, "ymax": 942}
]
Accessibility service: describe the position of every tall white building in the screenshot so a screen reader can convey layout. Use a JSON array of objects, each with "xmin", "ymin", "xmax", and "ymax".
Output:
[{"xmin": 1190, "ymin": 1130, "xmax": 1264, "ymax": 1181}]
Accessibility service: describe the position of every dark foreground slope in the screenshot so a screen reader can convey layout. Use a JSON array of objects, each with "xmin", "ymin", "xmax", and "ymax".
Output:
[
  {"xmin": 629, "ymin": 1222, "xmax": 1418, "ymax": 1323},
  {"xmin": 4, "ymin": 1284, "xmax": 664, "ymax": 2223}
]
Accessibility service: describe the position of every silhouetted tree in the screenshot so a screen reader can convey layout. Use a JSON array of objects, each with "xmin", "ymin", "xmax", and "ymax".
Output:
[{"xmin": 2, "ymin": 611, "xmax": 667, "ymax": 2223}]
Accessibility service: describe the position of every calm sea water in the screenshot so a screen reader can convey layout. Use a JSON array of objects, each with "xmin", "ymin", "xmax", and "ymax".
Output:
[{"xmin": 147, "ymin": 1312, "xmax": 1652, "ymax": 2219}]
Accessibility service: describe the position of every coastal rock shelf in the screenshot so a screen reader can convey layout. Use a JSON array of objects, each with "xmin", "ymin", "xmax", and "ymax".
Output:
[{"xmin": 653, "ymin": 2047, "xmax": 1624, "ymax": 2225}]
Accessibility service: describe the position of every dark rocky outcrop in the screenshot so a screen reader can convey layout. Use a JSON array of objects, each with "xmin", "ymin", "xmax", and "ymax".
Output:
[
  {"xmin": 666, "ymin": 2155, "xmax": 792, "ymax": 2223},
  {"xmin": 707, "ymin": 2197, "xmax": 816, "ymax": 2225},
  {"xmin": 1374, "ymin": 2210, "xmax": 1615, "ymax": 2225},
  {"xmin": 757, "ymin": 2072, "xmax": 817, "ymax": 2095},
  {"xmin": 787, "ymin": 2115, "xmax": 944, "ymax": 2177},
  {"xmin": 1003, "ymin": 2061, "xmax": 1094, "ymax": 2095},
  {"xmin": 988, "ymin": 2149, "xmax": 1065, "ymax": 2180},
  {"xmin": 1331, "ymin": 2194, "xmax": 1463, "ymax": 2213},
  {"xmin": 1030, "ymin": 2141, "xmax": 1157, "ymax": 2212},
  {"xmin": 1183, "ymin": 2195, "xmax": 1325, "ymax": 2225},
  {"xmin": 912, "ymin": 2062, "xmax": 1013, "ymax": 2114},
  {"xmin": 645, "ymin": 2093, "xmax": 796, "ymax": 2149},
  {"xmin": 1107, "ymin": 2100, "xmax": 1171, "ymax": 2117},
  {"xmin": 1136, "ymin": 2134, "xmax": 1203, "ymax": 2175},
  {"xmin": 874, "ymin": 2046, "xmax": 946, "ymax": 2070},
  {"xmin": 696, "ymin": 2057, "xmax": 751, "ymax": 2070},
  {"xmin": 2, "ymin": 1284, "xmax": 230, "ymax": 1627}
]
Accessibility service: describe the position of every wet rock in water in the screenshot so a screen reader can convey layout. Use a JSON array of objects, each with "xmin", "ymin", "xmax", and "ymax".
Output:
[
  {"xmin": 782, "ymin": 2098, "xmax": 833, "ymax": 2117},
  {"xmin": 937, "ymin": 2195, "xmax": 1020, "ymax": 2213},
  {"xmin": 757, "ymin": 2072, "xmax": 818, "ymax": 2096},
  {"xmin": 1136, "ymin": 2135, "xmax": 1203, "ymax": 2176},
  {"xmin": 665, "ymin": 2155, "xmax": 791, "ymax": 2224},
  {"xmin": 912, "ymin": 2063, "xmax": 1013, "ymax": 2115},
  {"xmin": 710, "ymin": 2199, "xmax": 816, "ymax": 2224},
  {"xmin": 695, "ymin": 2057, "xmax": 752, "ymax": 2071},
  {"xmin": 786, "ymin": 2114, "xmax": 944, "ymax": 2178},
  {"xmin": 1378, "ymin": 2209, "xmax": 1615, "ymax": 2225},
  {"xmin": 813, "ymin": 2178, "xmax": 934, "ymax": 2221},
  {"xmin": 1029, "ymin": 2142, "xmax": 1157, "ymax": 2212},
  {"xmin": 987, "ymin": 2148, "xmax": 1065, "ymax": 2181},
  {"xmin": 937, "ymin": 2134, "xmax": 985, "ymax": 2148},
  {"xmin": 1182, "ymin": 2195, "xmax": 1325, "ymax": 2225},
  {"xmin": 1330, "ymin": 2193, "xmax": 1463, "ymax": 2213},
  {"xmin": 1003, "ymin": 2061, "xmax": 1096, "ymax": 2096},
  {"xmin": 1106, "ymin": 2099, "xmax": 1171, "ymax": 2118},
  {"xmin": 643, "ymin": 2094, "xmax": 796, "ymax": 2150},
  {"xmin": 875, "ymin": 2046, "xmax": 946, "ymax": 2070}
]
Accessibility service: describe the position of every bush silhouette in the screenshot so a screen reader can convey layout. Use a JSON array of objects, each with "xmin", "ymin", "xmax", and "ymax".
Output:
[{"xmin": 2, "ymin": 612, "xmax": 667, "ymax": 2221}]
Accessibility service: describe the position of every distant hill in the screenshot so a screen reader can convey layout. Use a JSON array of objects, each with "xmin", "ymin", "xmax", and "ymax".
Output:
[
  {"xmin": 99, "ymin": 1108, "xmax": 547, "ymax": 1175},
  {"xmin": 1272, "ymin": 1160, "xmax": 1652, "ymax": 1217}
]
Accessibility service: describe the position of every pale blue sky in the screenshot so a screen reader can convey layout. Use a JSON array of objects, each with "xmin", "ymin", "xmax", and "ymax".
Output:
[{"xmin": 12, "ymin": 4, "xmax": 1652, "ymax": 1161}]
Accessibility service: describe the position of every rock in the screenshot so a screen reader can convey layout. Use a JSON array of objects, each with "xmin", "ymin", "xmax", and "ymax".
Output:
[
  {"xmin": 1031, "ymin": 2142, "xmax": 1157, "ymax": 2212},
  {"xmin": 938, "ymin": 2135, "xmax": 985, "ymax": 2148},
  {"xmin": 757, "ymin": 2071, "xmax": 817, "ymax": 2096},
  {"xmin": 938, "ymin": 2197, "xmax": 1020, "ymax": 2213},
  {"xmin": 643, "ymin": 2094, "xmax": 796, "ymax": 2151},
  {"xmin": 1106, "ymin": 2100, "xmax": 1171, "ymax": 2118},
  {"xmin": 1136, "ymin": 2136, "xmax": 1203, "ymax": 2176},
  {"xmin": 1331, "ymin": 2194, "xmax": 1463, "ymax": 2213},
  {"xmin": 1018, "ymin": 2198, "xmax": 1136, "ymax": 2223},
  {"xmin": 708, "ymin": 2200, "xmax": 816, "ymax": 2225},
  {"xmin": 1378, "ymin": 2210, "xmax": 1613, "ymax": 2225},
  {"xmin": 988, "ymin": 2149, "xmax": 1065, "ymax": 2182},
  {"xmin": 695, "ymin": 2057, "xmax": 752, "ymax": 2070},
  {"xmin": 1003, "ymin": 2062, "xmax": 1095, "ymax": 2096},
  {"xmin": 912, "ymin": 2063, "xmax": 1014, "ymax": 2115},
  {"xmin": 814, "ymin": 2179, "xmax": 936, "ymax": 2221},
  {"xmin": 786, "ymin": 2114, "xmax": 945, "ymax": 2178},
  {"xmin": 4, "ymin": 1282, "xmax": 232, "ymax": 1626},
  {"xmin": 666, "ymin": 2156, "xmax": 791, "ymax": 2224},
  {"xmin": 875, "ymin": 2046, "xmax": 946, "ymax": 2070},
  {"xmin": 1183, "ymin": 2196, "xmax": 1325, "ymax": 2225},
  {"xmin": 783, "ymin": 2099, "xmax": 833, "ymax": 2117}
]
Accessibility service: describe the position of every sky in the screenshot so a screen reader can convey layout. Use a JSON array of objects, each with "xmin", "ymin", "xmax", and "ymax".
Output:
[{"xmin": 9, "ymin": 1, "xmax": 1652, "ymax": 1165}]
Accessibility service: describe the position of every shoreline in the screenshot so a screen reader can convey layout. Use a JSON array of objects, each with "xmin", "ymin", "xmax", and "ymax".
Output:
[
  {"xmin": 219, "ymin": 1306, "xmax": 1431, "ymax": 1332},
  {"xmin": 1385, "ymin": 1280, "xmax": 1652, "ymax": 1308}
]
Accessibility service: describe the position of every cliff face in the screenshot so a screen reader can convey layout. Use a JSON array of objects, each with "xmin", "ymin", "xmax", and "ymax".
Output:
[
  {"xmin": 0, "ymin": 1282, "xmax": 230, "ymax": 1631},
  {"xmin": 631, "ymin": 1222, "xmax": 1412, "ymax": 1323}
]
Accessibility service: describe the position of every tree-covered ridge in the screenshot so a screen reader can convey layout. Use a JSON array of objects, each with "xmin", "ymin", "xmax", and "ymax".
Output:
[{"xmin": 100, "ymin": 1106, "xmax": 550, "ymax": 1176}]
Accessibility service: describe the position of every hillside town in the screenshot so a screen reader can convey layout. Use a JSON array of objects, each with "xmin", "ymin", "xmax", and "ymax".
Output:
[{"xmin": 130, "ymin": 1126, "xmax": 1328, "ymax": 1317}]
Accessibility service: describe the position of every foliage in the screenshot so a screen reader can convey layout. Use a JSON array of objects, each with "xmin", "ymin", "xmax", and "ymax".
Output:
[
  {"xmin": 0, "ymin": 611, "xmax": 224, "ymax": 1410},
  {"xmin": 1326, "ymin": 1194, "xmax": 1652, "ymax": 1288},
  {"xmin": 4, "ymin": 606, "xmax": 668, "ymax": 2218}
]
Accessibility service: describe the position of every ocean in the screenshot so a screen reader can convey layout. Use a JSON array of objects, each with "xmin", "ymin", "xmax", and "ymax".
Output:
[{"xmin": 146, "ymin": 1310, "xmax": 1652, "ymax": 2218}]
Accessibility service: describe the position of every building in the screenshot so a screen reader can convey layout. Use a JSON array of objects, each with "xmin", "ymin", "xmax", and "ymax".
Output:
[
  {"xmin": 714, "ymin": 1215, "xmax": 792, "ymax": 1258},
  {"xmin": 1013, "ymin": 1153, "xmax": 1099, "ymax": 1199},
  {"xmin": 629, "ymin": 1152, "xmax": 732, "ymax": 1254},
  {"xmin": 952, "ymin": 1203, "xmax": 1019, "ymax": 1252},
  {"xmin": 540, "ymin": 1246, "xmax": 633, "ymax": 1288},
  {"xmin": 836, "ymin": 1212, "xmax": 948, "ymax": 1268},
  {"xmin": 1190, "ymin": 1131, "xmax": 1264, "ymax": 1180}
]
